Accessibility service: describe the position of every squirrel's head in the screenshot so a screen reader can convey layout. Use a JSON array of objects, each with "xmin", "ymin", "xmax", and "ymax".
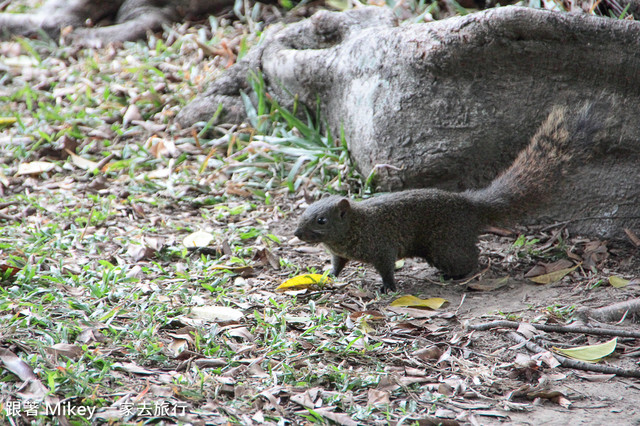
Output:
[{"xmin": 294, "ymin": 196, "xmax": 352, "ymax": 243}]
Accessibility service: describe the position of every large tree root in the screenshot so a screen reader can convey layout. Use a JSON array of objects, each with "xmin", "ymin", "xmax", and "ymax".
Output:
[
  {"xmin": 575, "ymin": 298, "xmax": 640, "ymax": 323},
  {"xmin": 177, "ymin": 6, "xmax": 640, "ymax": 239}
]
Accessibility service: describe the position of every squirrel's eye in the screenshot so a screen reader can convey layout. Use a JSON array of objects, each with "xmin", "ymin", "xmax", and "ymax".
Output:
[{"xmin": 317, "ymin": 217, "xmax": 328, "ymax": 225}]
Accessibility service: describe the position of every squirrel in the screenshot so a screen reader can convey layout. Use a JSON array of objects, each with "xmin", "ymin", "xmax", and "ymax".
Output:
[{"xmin": 293, "ymin": 105, "xmax": 601, "ymax": 293}]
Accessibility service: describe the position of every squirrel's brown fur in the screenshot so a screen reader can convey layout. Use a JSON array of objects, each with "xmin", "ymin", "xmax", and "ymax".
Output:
[{"xmin": 294, "ymin": 105, "xmax": 600, "ymax": 292}]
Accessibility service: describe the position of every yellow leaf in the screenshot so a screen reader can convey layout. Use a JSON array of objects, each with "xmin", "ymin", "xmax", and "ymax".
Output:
[
  {"xmin": 390, "ymin": 295, "xmax": 447, "ymax": 310},
  {"xmin": 529, "ymin": 264, "xmax": 579, "ymax": 284},
  {"xmin": 276, "ymin": 274, "xmax": 329, "ymax": 292},
  {"xmin": 209, "ymin": 265, "xmax": 253, "ymax": 274},
  {"xmin": 609, "ymin": 276, "xmax": 629, "ymax": 288},
  {"xmin": 554, "ymin": 337, "xmax": 617, "ymax": 363},
  {"xmin": 0, "ymin": 117, "xmax": 17, "ymax": 127}
]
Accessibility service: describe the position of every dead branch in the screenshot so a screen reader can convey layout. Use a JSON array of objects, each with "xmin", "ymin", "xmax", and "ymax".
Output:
[
  {"xmin": 505, "ymin": 331, "xmax": 640, "ymax": 378},
  {"xmin": 0, "ymin": 201, "xmax": 18, "ymax": 209},
  {"xmin": 0, "ymin": 212, "xmax": 20, "ymax": 221},
  {"xmin": 467, "ymin": 320, "xmax": 640, "ymax": 338},
  {"xmin": 575, "ymin": 298, "xmax": 640, "ymax": 323}
]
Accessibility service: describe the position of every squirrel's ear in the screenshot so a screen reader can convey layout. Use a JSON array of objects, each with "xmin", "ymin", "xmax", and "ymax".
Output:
[{"xmin": 337, "ymin": 198, "xmax": 351, "ymax": 215}]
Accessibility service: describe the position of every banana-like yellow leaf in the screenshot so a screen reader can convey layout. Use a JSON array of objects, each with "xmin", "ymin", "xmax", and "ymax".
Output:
[
  {"xmin": 390, "ymin": 295, "xmax": 447, "ymax": 310},
  {"xmin": 276, "ymin": 274, "xmax": 329, "ymax": 291},
  {"xmin": 529, "ymin": 264, "xmax": 579, "ymax": 284},
  {"xmin": 609, "ymin": 276, "xmax": 629, "ymax": 288},
  {"xmin": 0, "ymin": 117, "xmax": 17, "ymax": 127},
  {"xmin": 210, "ymin": 265, "xmax": 251, "ymax": 271},
  {"xmin": 554, "ymin": 337, "xmax": 617, "ymax": 363}
]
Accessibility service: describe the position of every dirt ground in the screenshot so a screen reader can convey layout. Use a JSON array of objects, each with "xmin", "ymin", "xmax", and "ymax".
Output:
[{"xmin": 280, "ymin": 214, "xmax": 640, "ymax": 425}]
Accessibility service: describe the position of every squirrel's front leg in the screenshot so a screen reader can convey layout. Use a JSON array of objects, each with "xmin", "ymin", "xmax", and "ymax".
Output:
[{"xmin": 331, "ymin": 255, "xmax": 348, "ymax": 277}]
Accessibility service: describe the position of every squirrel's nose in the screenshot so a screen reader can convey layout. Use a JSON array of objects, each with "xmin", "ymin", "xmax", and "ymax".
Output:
[{"xmin": 294, "ymin": 229, "xmax": 302, "ymax": 239}]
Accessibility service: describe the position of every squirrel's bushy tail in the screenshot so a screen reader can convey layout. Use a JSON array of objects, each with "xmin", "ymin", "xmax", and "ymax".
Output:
[{"xmin": 467, "ymin": 104, "xmax": 601, "ymax": 223}]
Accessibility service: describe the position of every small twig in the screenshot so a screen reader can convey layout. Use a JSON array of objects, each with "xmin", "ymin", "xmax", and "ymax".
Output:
[
  {"xmin": 468, "ymin": 319, "xmax": 640, "ymax": 338},
  {"xmin": 79, "ymin": 206, "xmax": 95, "ymax": 242},
  {"xmin": 93, "ymin": 153, "xmax": 116, "ymax": 173},
  {"xmin": 0, "ymin": 201, "xmax": 19, "ymax": 209},
  {"xmin": 505, "ymin": 331, "xmax": 640, "ymax": 378},
  {"xmin": 0, "ymin": 212, "xmax": 20, "ymax": 221},
  {"xmin": 624, "ymin": 228, "xmax": 640, "ymax": 247}
]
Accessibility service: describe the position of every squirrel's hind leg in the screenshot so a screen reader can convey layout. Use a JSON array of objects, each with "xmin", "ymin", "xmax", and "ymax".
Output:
[
  {"xmin": 373, "ymin": 255, "xmax": 397, "ymax": 293},
  {"xmin": 430, "ymin": 240, "xmax": 479, "ymax": 279}
]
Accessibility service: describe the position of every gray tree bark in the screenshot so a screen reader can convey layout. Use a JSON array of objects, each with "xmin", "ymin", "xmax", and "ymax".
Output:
[{"xmin": 178, "ymin": 6, "xmax": 640, "ymax": 239}]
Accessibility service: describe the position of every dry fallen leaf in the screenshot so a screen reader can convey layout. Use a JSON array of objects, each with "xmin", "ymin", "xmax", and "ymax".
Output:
[
  {"xmin": 126, "ymin": 243, "xmax": 156, "ymax": 262},
  {"xmin": 16, "ymin": 161, "xmax": 56, "ymax": 176},
  {"xmin": 122, "ymin": 104, "xmax": 142, "ymax": 126},
  {"xmin": 413, "ymin": 345, "xmax": 443, "ymax": 362},
  {"xmin": 189, "ymin": 305, "xmax": 244, "ymax": 322},
  {"xmin": 113, "ymin": 362, "xmax": 156, "ymax": 375},
  {"xmin": 516, "ymin": 322, "xmax": 538, "ymax": 339},
  {"xmin": 390, "ymin": 295, "xmax": 447, "ymax": 310},
  {"xmin": 623, "ymin": 228, "xmax": 640, "ymax": 247},
  {"xmin": 552, "ymin": 394, "xmax": 572, "ymax": 409},
  {"xmin": 76, "ymin": 327, "xmax": 107, "ymax": 344},
  {"xmin": 147, "ymin": 136, "xmax": 175, "ymax": 158},
  {"xmin": 145, "ymin": 167, "xmax": 171, "ymax": 179},
  {"xmin": 276, "ymin": 273, "xmax": 330, "ymax": 292},
  {"xmin": 0, "ymin": 348, "xmax": 37, "ymax": 381},
  {"xmin": 183, "ymin": 230, "xmax": 214, "ymax": 248},
  {"xmin": 531, "ymin": 351, "xmax": 561, "ymax": 368},
  {"xmin": 367, "ymin": 389, "xmax": 390, "ymax": 406},
  {"xmin": 168, "ymin": 338, "xmax": 189, "ymax": 357},
  {"xmin": 66, "ymin": 150, "xmax": 100, "ymax": 171},
  {"xmin": 0, "ymin": 264, "xmax": 21, "ymax": 278},
  {"xmin": 608, "ymin": 276, "xmax": 629, "ymax": 288},
  {"xmin": 529, "ymin": 264, "xmax": 580, "ymax": 284},
  {"xmin": 553, "ymin": 337, "xmax": 617, "ymax": 363},
  {"xmin": 45, "ymin": 343, "xmax": 83, "ymax": 360}
]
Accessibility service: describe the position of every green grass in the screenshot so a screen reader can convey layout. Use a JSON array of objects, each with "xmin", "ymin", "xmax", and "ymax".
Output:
[{"xmin": 0, "ymin": 10, "xmax": 376, "ymax": 422}]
